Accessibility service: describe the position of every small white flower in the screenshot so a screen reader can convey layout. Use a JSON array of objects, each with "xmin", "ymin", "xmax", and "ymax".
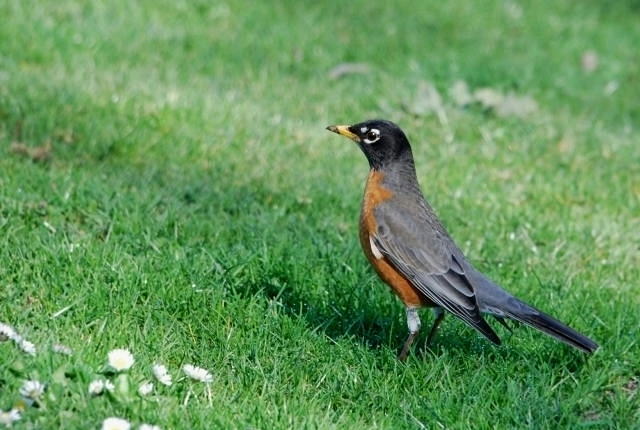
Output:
[
  {"xmin": 52, "ymin": 343, "xmax": 73, "ymax": 355},
  {"xmin": 0, "ymin": 323, "xmax": 20, "ymax": 342},
  {"xmin": 152, "ymin": 364, "xmax": 172, "ymax": 386},
  {"xmin": 88, "ymin": 380, "xmax": 105, "ymax": 395},
  {"xmin": 182, "ymin": 364, "xmax": 212, "ymax": 383},
  {"xmin": 19, "ymin": 340, "xmax": 36, "ymax": 356},
  {"xmin": 19, "ymin": 380, "xmax": 45, "ymax": 399},
  {"xmin": 102, "ymin": 417, "xmax": 131, "ymax": 430},
  {"xmin": 138, "ymin": 382, "xmax": 153, "ymax": 396},
  {"xmin": 88, "ymin": 379, "xmax": 114, "ymax": 396},
  {"xmin": 139, "ymin": 424, "xmax": 161, "ymax": 430},
  {"xmin": 0, "ymin": 323, "xmax": 36, "ymax": 356},
  {"xmin": 107, "ymin": 349, "xmax": 135, "ymax": 371},
  {"xmin": 0, "ymin": 409, "xmax": 21, "ymax": 427}
]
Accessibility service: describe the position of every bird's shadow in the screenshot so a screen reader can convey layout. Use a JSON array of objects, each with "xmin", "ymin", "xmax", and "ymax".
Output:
[{"xmin": 231, "ymin": 265, "xmax": 592, "ymax": 370}]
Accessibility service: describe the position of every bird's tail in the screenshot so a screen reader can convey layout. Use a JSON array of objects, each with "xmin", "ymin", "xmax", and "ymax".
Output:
[
  {"xmin": 500, "ymin": 298, "xmax": 599, "ymax": 353},
  {"xmin": 470, "ymin": 269, "xmax": 599, "ymax": 353}
]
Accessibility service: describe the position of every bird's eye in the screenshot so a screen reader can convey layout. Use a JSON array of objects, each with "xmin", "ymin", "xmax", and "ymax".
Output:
[{"xmin": 363, "ymin": 129, "xmax": 380, "ymax": 144}]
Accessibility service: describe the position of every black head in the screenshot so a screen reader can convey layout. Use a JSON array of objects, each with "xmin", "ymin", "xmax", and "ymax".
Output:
[{"xmin": 326, "ymin": 119, "xmax": 412, "ymax": 170}]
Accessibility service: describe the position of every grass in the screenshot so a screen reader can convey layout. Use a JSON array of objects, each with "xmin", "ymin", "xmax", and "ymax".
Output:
[{"xmin": 1, "ymin": 0, "xmax": 639, "ymax": 428}]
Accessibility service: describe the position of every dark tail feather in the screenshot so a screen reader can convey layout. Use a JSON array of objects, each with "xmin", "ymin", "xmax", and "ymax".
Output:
[
  {"xmin": 504, "ymin": 299, "xmax": 599, "ymax": 353},
  {"xmin": 475, "ymin": 317, "xmax": 502, "ymax": 346}
]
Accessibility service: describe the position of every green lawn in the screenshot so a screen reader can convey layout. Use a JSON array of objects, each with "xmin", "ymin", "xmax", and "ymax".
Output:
[{"xmin": 1, "ymin": 0, "xmax": 639, "ymax": 428}]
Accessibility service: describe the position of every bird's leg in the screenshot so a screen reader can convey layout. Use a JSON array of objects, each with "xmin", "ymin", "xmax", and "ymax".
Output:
[
  {"xmin": 425, "ymin": 307, "xmax": 445, "ymax": 347},
  {"xmin": 398, "ymin": 307, "xmax": 421, "ymax": 361}
]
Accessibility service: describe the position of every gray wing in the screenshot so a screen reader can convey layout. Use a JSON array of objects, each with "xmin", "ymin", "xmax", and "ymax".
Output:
[{"xmin": 372, "ymin": 202, "xmax": 501, "ymax": 344}]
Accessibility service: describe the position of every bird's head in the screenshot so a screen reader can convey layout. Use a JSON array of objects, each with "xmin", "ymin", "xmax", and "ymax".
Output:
[{"xmin": 326, "ymin": 119, "xmax": 412, "ymax": 170}]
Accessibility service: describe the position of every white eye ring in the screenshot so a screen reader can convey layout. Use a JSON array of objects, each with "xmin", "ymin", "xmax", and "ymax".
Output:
[{"xmin": 363, "ymin": 128, "xmax": 380, "ymax": 144}]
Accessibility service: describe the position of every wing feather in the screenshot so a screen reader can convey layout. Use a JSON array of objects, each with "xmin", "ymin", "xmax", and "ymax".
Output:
[{"xmin": 372, "ymin": 204, "xmax": 500, "ymax": 344}]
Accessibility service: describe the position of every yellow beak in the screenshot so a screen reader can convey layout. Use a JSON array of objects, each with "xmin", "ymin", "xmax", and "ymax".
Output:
[{"xmin": 326, "ymin": 125, "xmax": 360, "ymax": 142}]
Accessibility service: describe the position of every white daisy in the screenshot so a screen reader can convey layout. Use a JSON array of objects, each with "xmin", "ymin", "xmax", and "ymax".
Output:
[
  {"xmin": 139, "ymin": 424, "xmax": 161, "ymax": 430},
  {"xmin": 102, "ymin": 417, "xmax": 131, "ymax": 430},
  {"xmin": 0, "ymin": 323, "xmax": 20, "ymax": 342},
  {"xmin": 138, "ymin": 382, "xmax": 153, "ymax": 396},
  {"xmin": 52, "ymin": 343, "xmax": 73, "ymax": 355},
  {"xmin": 107, "ymin": 349, "xmax": 135, "ymax": 371},
  {"xmin": 182, "ymin": 364, "xmax": 212, "ymax": 383},
  {"xmin": 0, "ymin": 324, "xmax": 37, "ymax": 356},
  {"xmin": 88, "ymin": 379, "xmax": 114, "ymax": 396},
  {"xmin": 152, "ymin": 364, "xmax": 172, "ymax": 386},
  {"xmin": 88, "ymin": 380, "xmax": 105, "ymax": 396},
  {"xmin": 19, "ymin": 340, "xmax": 37, "ymax": 356},
  {"xmin": 19, "ymin": 380, "xmax": 45, "ymax": 399},
  {"xmin": 0, "ymin": 409, "xmax": 21, "ymax": 427}
]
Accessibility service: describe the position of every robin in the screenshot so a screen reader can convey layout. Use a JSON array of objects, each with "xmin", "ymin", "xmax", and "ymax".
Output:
[{"xmin": 327, "ymin": 119, "xmax": 598, "ymax": 360}]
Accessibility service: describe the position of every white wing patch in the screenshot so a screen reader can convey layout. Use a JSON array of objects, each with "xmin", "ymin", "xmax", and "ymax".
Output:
[{"xmin": 369, "ymin": 236, "xmax": 383, "ymax": 259}]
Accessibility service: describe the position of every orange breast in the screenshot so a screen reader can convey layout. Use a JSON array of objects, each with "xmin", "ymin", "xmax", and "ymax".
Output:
[{"xmin": 359, "ymin": 170, "xmax": 432, "ymax": 308}]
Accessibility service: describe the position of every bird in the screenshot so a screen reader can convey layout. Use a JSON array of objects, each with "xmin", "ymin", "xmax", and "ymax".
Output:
[{"xmin": 326, "ymin": 119, "xmax": 598, "ymax": 360}]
